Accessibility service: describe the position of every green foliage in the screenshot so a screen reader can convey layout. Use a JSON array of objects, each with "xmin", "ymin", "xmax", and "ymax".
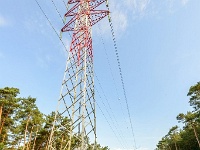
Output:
[
  {"xmin": 157, "ymin": 82, "xmax": 200, "ymax": 150},
  {"xmin": 187, "ymin": 82, "xmax": 200, "ymax": 110},
  {"xmin": 0, "ymin": 143, "xmax": 4, "ymax": 150},
  {"xmin": 0, "ymin": 87, "xmax": 20, "ymax": 145},
  {"xmin": 0, "ymin": 87, "xmax": 109, "ymax": 149},
  {"xmin": 87, "ymin": 143, "xmax": 110, "ymax": 150}
]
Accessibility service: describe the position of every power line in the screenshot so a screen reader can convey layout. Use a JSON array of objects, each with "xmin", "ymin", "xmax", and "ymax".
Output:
[
  {"xmin": 105, "ymin": 0, "xmax": 137, "ymax": 149},
  {"xmin": 34, "ymin": 0, "xmax": 133, "ymax": 149},
  {"xmin": 95, "ymin": 88, "xmax": 127, "ymax": 149},
  {"xmin": 61, "ymin": 0, "xmax": 67, "ymax": 8},
  {"xmin": 50, "ymin": 0, "xmax": 65, "ymax": 24},
  {"xmin": 48, "ymin": 0, "xmax": 72, "ymax": 39},
  {"xmin": 34, "ymin": 0, "xmax": 68, "ymax": 53},
  {"xmin": 98, "ymin": 25, "xmax": 129, "ymax": 128},
  {"xmin": 95, "ymin": 74, "xmax": 129, "ymax": 149}
]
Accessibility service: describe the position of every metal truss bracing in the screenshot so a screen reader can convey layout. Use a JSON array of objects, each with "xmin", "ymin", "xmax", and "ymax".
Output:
[{"xmin": 48, "ymin": 0, "xmax": 109, "ymax": 150}]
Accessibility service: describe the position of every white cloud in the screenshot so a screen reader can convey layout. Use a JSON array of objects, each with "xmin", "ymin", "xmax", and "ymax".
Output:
[
  {"xmin": 123, "ymin": 0, "xmax": 191, "ymax": 19},
  {"xmin": 93, "ymin": 0, "xmax": 127, "ymax": 38},
  {"xmin": 124, "ymin": 0, "xmax": 151, "ymax": 17},
  {"xmin": 60, "ymin": 0, "xmax": 191, "ymax": 38},
  {"xmin": 110, "ymin": 8, "xmax": 127, "ymax": 33},
  {"xmin": 24, "ymin": 14, "xmax": 46, "ymax": 34},
  {"xmin": 123, "ymin": 0, "xmax": 155, "ymax": 20},
  {"xmin": 0, "ymin": 15, "xmax": 7, "ymax": 27},
  {"xmin": 181, "ymin": 0, "xmax": 189, "ymax": 5},
  {"xmin": 165, "ymin": 0, "xmax": 190, "ymax": 13},
  {"xmin": 167, "ymin": 0, "xmax": 175, "ymax": 13},
  {"xmin": 36, "ymin": 54, "xmax": 53, "ymax": 68}
]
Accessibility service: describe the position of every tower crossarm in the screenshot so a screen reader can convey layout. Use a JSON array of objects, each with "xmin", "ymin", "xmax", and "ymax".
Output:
[
  {"xmin": 61, "ymin": 0, "xmax": 109, "ymax": 32},
  {"xmin": 68, "ymin": 0, "xmax": 105, "ymax": 5},
  {"xmin": 61, "ymin": 10, "xmax": 109, "ymax": 32},
  {"xmin": 65, "ymin": 0, "xmax": 107, "ymax": 17}
]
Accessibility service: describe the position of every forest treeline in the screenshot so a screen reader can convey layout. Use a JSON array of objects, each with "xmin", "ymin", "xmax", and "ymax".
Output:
[
  {"xmin": 156, "ymin": 82, "xmax": 200, "ymax": 150},
  {"xmin": 0, "ymin": 87, "xmax": 109, "ymax": 150}
]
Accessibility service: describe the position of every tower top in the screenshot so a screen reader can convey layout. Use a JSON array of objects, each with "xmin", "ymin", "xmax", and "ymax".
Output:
[{"xmin": 61, "ymin": 0, "xmax": 109, "ymax": 32}]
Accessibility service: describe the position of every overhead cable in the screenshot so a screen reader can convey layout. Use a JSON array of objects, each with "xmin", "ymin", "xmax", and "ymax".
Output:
[
  {"xmin": 95, "ymin": 74, "xmax": 129, "ymax": 149},
  {"xmin": 105, "ymin": 0, "xmax": 137, "ymax": 149},
  {"xmin": 95, "ymin": 88, "xmax": 126, "ymax": 149},
  {"xmin": 34, "ymin": 0, "xmax": 68, "ymax": 53}
]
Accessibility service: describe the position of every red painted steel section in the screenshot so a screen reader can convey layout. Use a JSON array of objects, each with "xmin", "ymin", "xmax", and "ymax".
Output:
[
  {"xmin": 62, "ymin": 1, "xmax": 109, "ymax": 32},
  {"xmin": 62, "ymin": 0, "xmax": 109, "ymax": 63}
]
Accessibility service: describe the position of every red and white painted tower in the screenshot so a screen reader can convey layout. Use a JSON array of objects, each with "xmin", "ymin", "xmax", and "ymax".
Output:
[{"xmin": 48, "ymin": 0, "xmax": 109, "ymax": 149}]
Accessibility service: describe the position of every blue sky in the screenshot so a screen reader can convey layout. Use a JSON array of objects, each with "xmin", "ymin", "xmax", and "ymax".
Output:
[{"xmin": 1, "ymin": 0, "xmax": 200, "ymax": 149}]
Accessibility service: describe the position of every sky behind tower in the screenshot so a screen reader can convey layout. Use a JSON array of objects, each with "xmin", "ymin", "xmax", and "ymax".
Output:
[{"xmin": 1, "ymin": 0, "xmax": 200, "ymax": 149}]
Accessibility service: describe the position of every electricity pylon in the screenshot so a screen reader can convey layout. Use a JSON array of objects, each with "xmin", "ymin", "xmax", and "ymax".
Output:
[{"xmin": 48, "ymin": 0, "xmax": 109, "ymax": 149}]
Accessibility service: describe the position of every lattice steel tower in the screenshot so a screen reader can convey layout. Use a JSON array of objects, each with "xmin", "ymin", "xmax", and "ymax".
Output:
[{"xmin": 48, "ymin": 0, "xmax": 109, "ymax": 150}]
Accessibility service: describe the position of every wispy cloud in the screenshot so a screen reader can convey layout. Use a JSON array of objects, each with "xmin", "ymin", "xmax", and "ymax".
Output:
[
  {"xmin": 109, "ymin": 5, "xmax": 127, "ymax": 36},
  {"xmin": 58, "ymin": 0, "xmax": 190, "ymax": 38},
  {"xmin": 93, "ymin": 0, "xmax": 153, "ymax": 37},
  {"xmin": 123, "ymin": 0, "xmax": 191, "ymax": 18},
  {"xmin": 24, "ymin": 13, "xmax": 47, "ymax": 34},
  {"xmin": 165, "ymin": 0, "xmax": 190, "ymax": 13},
  {"xmin": 124, "ymin": 0, "xmax": 151, "ymax": 17},
  {"xmin": 181, "ymin": 0, "xmax": 190, "ymax": 5},
  {"xmin": 93, "ymin": 0, "xmax": 127, "ymax": 37},
  {"xmin": 110, "ymin": 0, "xmax": 191, "ymax": 30},
  {"xmin": 97, "ymin": 0, "xmax": 151, "ymax": 35},
  {"xmin": 0, "ymin": 15, "xmax": 7, "ymax": 27},
  {"xmin": 36, "ymin": 54, "xmax": 53, "ymax": 68}
]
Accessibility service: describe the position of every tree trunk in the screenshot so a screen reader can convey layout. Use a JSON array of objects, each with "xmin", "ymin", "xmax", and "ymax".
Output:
[
  {"xmin": 168, "ymin": 145, "xmax": 172, "ymax": 150},
  {"xmin": 32, "ymin": 126, "xmax": 38, "ymax": 150},
  {"xmin": 0, "ymin": 122, "xmax": 4, "ymax": 135},
  {"xmin": 23, "ymin": 114, "xmax": 31, "ymax": 150},
  {"xmin": 0, "ymin": 118, "xmax": 5, "ymax": 134},
  {"xmin": 175, "ymin": 141, "xmax": 178, "ymax": 150},
  {"xmin": 45, "ymin": 135, "xmax": 51, "ymax": 150},
  {"xmin": 2, "ymin": 133, "xmax": 6, "ymax": 143},
  {"xmin": 0, "ymin": 111, "xmax": 10, "ymax": 135},
  {"xmin": 0, "ymin": 112, "xmax": 8, "ymax": 134},
  {"xmin": 192, "ymin": 124, "xmax": 200, "ymax": 148},
  {"xmin": 45, "ymin": 138, "xmax": 49, "ymax": 150},
  {"xmin": 60, "ymin": 136, "xmax": 64, "ymax": 149},
  {"xmin": 0, "ymin": 105, "xmax": 3, "ymax": 124},
  {"xmin": 27, "ymin": 126, "xmax": 34, "ymax": 150}
]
